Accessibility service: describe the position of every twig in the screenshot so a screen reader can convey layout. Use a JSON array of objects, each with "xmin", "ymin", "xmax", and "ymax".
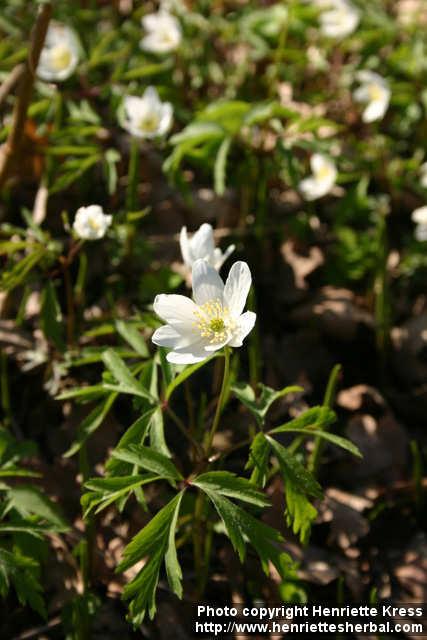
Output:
[
  {"xmin": 0, "ymin": 3, "xmax": 52, "ymax": 187},
  {"xmin": 12, "ymin": 617, "xmax": 61, "ymax": 640},
  {"xmin": 32, "ymin": 179, "xmax": 49, "ymax": 224},
  {"xmin": 0, "ymin": 63, "xmax": 25, "ymax": 109}
]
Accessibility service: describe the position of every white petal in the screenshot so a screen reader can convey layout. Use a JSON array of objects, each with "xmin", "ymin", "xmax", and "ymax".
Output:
[
  {"xmin": 179, "ymin": 227, "xmax": 191, "ymax": 267},
  {"xmin": 412, "ymin": 206, "xmax": 427, "ymax": 225},
  {"xmin": 362, "ymin": 98, "xmax": 387, "ymax": 123},
  {"xmin": 311, "ymin": 153, "xmax": 328, "ymax": 174},
  {"xmin": 192, "ymin": 259, "xmax": 224, "ymax": 306},
  {"xmin": 228, "ymin": 311, "xmax": 257, "ymax": 347},
  {"xmin": 353, "ymin": 85, "xmax": 370, "ymax": 103},
  {"xmin": 153, "ymin": 294, "xmax": 197, "ymax": 328},
  {"xmin": 299, "ymin": 177, "xmax": 323, "ymax": 201},
  {"xmin": 213, "ymin": 244, "xmax": 235, "ymax": 270},
  {"xmin": 223, "ymin": 261, "xmax": 252, "ymax": 317},
  {"xmin": 157, "ymin": 102, "xmax": 173, "ymax": 135},
  {"xmin": 166, "ymin": 339, "xmax": 210, "ymax": 364},
  {"xmin": 190, "ymin": 223, "xmax": 215, "ymax": 262},
  {"xmin": 415, "ymin": 224, "xmax": 427, "ymax": 242},
  {"xmin": 152, "ymin": 325, "xmax": 182, "ymax": 349}
]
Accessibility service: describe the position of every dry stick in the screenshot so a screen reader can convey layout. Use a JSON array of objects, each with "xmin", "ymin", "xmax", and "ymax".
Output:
[
  {"xmin": 0, "ymin": 3, "xmax": 52, "ymax": 188},
  {"xmin": 0, "ymin": 63, "xmax": 25, "ymax": 109}
]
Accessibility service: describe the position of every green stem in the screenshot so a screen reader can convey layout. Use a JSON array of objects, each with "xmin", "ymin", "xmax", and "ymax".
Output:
[
  {"xmin": 0, "ymin": 352, "xmax": 12, "ymax": 429},
  {"xmin": 126, "ymin": 137, "xmax": 140, "ymax": 211},
  {"xmin": 165, "ymin": 405, "xmax": 204, "ymax": 459},
  {"xmin": 205, "ymin": 347, "xmax": 230, "ymax": 454},
  {"xmin": 308, "ymin": 364, "xmax": 342, "ymax": 476},
  {"xmin": 63, "ymin": 264, "xmax": 75, "ymax": 348}
]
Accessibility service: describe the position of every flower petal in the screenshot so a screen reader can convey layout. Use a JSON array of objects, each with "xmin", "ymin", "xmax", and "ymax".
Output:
[
  {"xmin": 223, "ymin": 261, "xmax": 252, "ymax": 317},
  {"xmin": 192, "ymin": 259, "xmax": 224, "ymax": 306},
  {"xmin": 228, "ymin": 311, "xmax": 257, "ymax": 347},
  {"xmin": 152, "ymin": 325, "xmax": 182, "ymax": 349},
  {"xmin": 166, "ymin": 340, "xmax": 210, "ymax": 364},
  {"xmin": 153, "ymin": 294, "xmax": 197, "ymax": 329},
  {"xmin": 179, "ymin": 227, "xmax": 191, "ymax": 267}
]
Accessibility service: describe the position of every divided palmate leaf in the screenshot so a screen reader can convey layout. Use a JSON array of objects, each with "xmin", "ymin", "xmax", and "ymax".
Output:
[
  {"xmin": 232, "ymin": 382, "xmax": 303, "ymax": 426},
  {"xmin": 111, "ymin": 444, "xmax": 183, "ymax": 484},
  {"xmin": 118, "ymin": 492, "xmax": 185, "ymax": 625},
  {"xmin": 82, "ymin": 474, "xmax": 159, "ymax": 516},
  {"xmin": 266, "ymin": 436, "xmax": 322, "ymax": 498},
  {"xmin": 193, "ymin": 471, "xmax": 270, "ymax": 508},
  {"xmin": 200, "ymin": 488, "xmax": 292, "ymax": 578},
  {"xmin": 101, "ymin": 349, "xmax": 155, "ymax": 402}
]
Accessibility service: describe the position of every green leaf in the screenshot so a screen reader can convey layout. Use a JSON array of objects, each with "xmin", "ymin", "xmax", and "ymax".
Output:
[
  {"xmin": 201, "ymin": 488, "xmax": 292, "ymax": 578},
  {"xmin": 214, "ymin": 136, "xmax": 232, "ymax": 196},
  {"xmin": 165, "ymin": 354, "xmax": 218, "ymax": 400},
  {"xmin": 284, "ymin": 481, "xmax": 317, "ymax": 545},
  {"xmin": 106, "ymin": 408, "xmax": 157, "ymax": 473},
  {"xmin": 111, "ymin": 445, "xmax": 182, "ymax": 482},
  {"xmin": 193, "ymin": 471, "xmax": 269, "ymax": 507},
  {"xmin": 149, "ymin": 407, "xmax": 170, "ymax": 458},
  {"xmin": 63, "ymin": 393, "xmax": 117, "ymax": 458},
  {"xmin": 115, "ymin": 320, "xmax": 149, "ymax": 357},
  {"xmin": 0, "ymin": 549, "xmax": 46, "ymax": 618},
  {"xmin": 101, "ymin": 349, "xmax": 155, "ymax": 402},
  {"xmin": 246, "ymin": 432, "xmax": 270, "ymax": 487},
  {"xmin": 270, "ymin": 406, "xmax": 336, "ymax": 434},
  {"xmin": 119, "ymin": 492, "xmax": 185, "ymax": 624},
  {"xmin": 266, "ymin": 436, "xmax": 322, "ymax": 498},
  {"xmin": 273, "ymin": 427, "xmax": 362, "ymax": 458},
  {"xmin": 6, "ymin": 486, "xmax": 68, "ymax": 531},
  {"xmin": 1, "ymin": 246, "xmax": 46, "ymax": 292},
  {"xmin": 232, "ymin": 382, "xmax": 303, "ymax": 426},
  {"xmin": 40, "ymin": 282, "xmax": 65, "ymax": 352},
  {"xmin": 56, "ymin": 385, "xmax": 108, "ymax": 402},
  {"xmin": 82, "ymin": 474, "xmax": 159, "ymax": 516},
  {"xmin": 164, "ymin": 493, "xmax": 183, "ymax": 599}
]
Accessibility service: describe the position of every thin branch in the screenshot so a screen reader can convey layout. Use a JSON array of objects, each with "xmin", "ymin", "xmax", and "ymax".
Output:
[
  {"xmin": 0, "ymin": 63, "xmax": 25, "ymax": 109},
  {"xmin": 0, "ymin": 3, "xmax": 52, "ymax": 187}
]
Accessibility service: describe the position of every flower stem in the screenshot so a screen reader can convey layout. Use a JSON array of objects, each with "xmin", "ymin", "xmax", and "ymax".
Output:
[
  {"xmin": 308, "ymin": 363, "xmax": 341, "ymax": 476},
  {"xmin": 126, "ymin": 137, "xmax": 140, "ymax": 211},
  {"xmin": 205, "ymin": 347, "xmax": 230, "ymax": 455}
]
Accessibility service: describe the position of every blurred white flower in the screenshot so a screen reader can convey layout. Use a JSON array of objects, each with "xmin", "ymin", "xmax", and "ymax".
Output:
[
  {"xmin": 354, "ymin": 71, "xmax": 391, "ymax": 123},
  {"xmin": 420, "ymin": 162, "xmax": 427, "ymax": 188},
  {"xmin": 152, "ymin": 260, "xmax": 256, "ymax": 364},
  {"xmin": 140, "ymin": 10, "xmax": 182, "ymax": 54},
  {"xmin": 73, "ymin": 205, "xmax": 112, "ymax": 240},
  {"xmin": 299, "ymin": 154, "xmax": 337, "ymax": 201},
  {"xmin": 180, "ymin": 223, "xmax": 235, "ymax": 272},
  {"xmin": 123, "ymin": 87, "xmax": 173, "ymax": 139},
  {"xmin": 412, "ymin": 206, "xmax": 427, "ymax": 241},
  {"xmin": 37, "ymin": 22, "xmax": 79, "ymax": 82},
  {"xmin": 319, "ymin": 0, "xmax": 360, "ymax": 39}
]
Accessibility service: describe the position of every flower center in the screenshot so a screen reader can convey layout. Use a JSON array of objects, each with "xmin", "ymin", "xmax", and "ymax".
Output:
[
  {"xmin": 368, "ymin": 84, "xmax": 383, "ymax": 102},
  {"xmin": 50, "ymin": 45, "xmax": 73, "ymax": 72},
  {"xmin": 193, "ymin": 299, "xmax": 235, "ymax": 344},
  {"xmin": 87, "ymin": 217, "xmax": 100, "ymax": 231},
  {"xmin": 316, "ymin": 165, "xmax": 332, "ymax": 180},
  {"xmin": 139, "ymin": 113, "xmax": 160, "ymax": 133}
]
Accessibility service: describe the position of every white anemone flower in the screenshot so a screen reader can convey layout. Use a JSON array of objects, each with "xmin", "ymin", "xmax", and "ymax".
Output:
[
  {"xmin": 420, "ymin": 163, "xmax": 427, "ymax": 189},
  {"xmin": 140, "ymin": 10, "xmax": 182, "ymax": 54},
  {"xmin": 152, "ymin": 260, "xmax": 256, "ymax": 364},
  {"xmin": 37, "ymin": 22, "xmax": 79, "ymax": 82},
  {"xmin": 73, "ymin": 205, "xmax": 112, "ymax": 241},
  {"xmin": 299, "ymin": 154, "xmax": 337, "ymax": 201},
  {"xmin": 354, "ymin": 71, "xmax": 391, "ymax": 123},
  {"xmin": 180, "ymin": 224, "xmax": 235, "ymax": 272},
  {"xmin": 123, "ymin": 87, "xmax": 173, "ymax": 139},
  {"xmin": 412, "ymin": 206, "xmax": 427, "ymax": 241},
  {"xmin": 319, "ymin": 0, "xmax": 360, "ymax": 39}
]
